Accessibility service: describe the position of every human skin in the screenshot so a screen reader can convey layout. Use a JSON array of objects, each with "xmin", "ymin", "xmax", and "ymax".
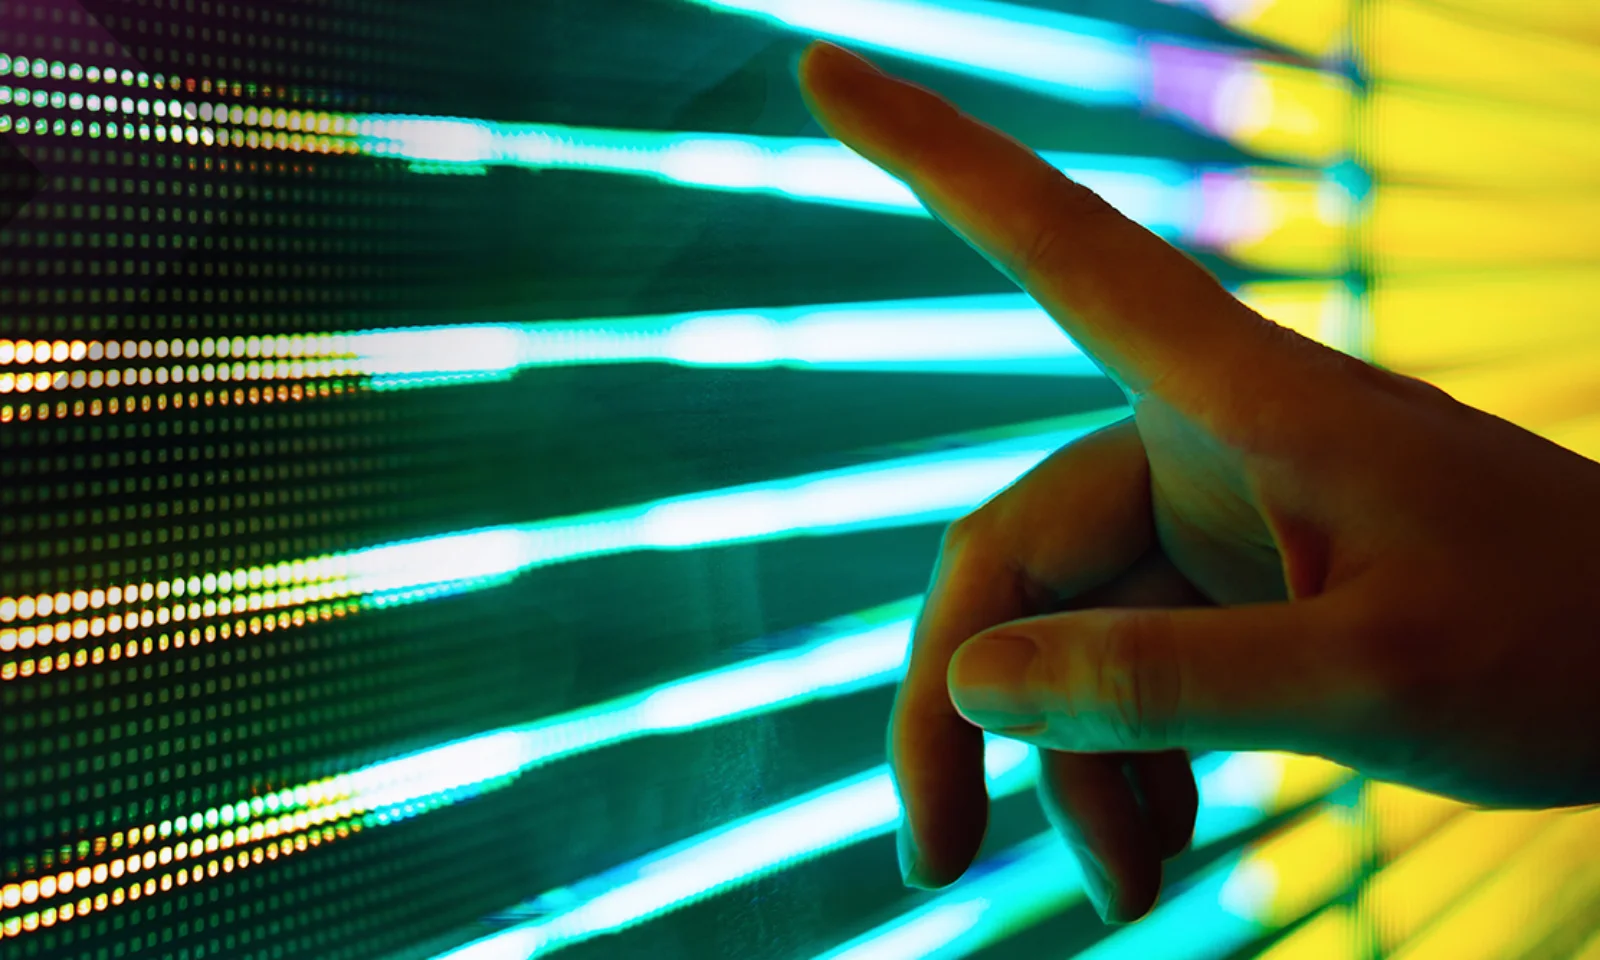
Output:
[{"xmin": 795, "ymin": 40, "xmax": 1600, "ymax": 923}]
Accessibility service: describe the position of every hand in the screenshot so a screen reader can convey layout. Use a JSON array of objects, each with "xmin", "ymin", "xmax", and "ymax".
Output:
[{"xmin": 796, "ymin": 41, "xmax": 1600, "ymax": 923}]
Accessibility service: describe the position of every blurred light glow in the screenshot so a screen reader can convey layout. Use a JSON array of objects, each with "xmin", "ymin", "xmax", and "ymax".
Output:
[
  {"xmin": 679, "ymin": 0, "xmax": 1347, "ymax": 163},
  {"xmin": 1362, "ymin": 84, "xmax": 1600, "ymax": 189},
  {"xmin": 1156, "ymin": 0, "xmax": 1350, "ymax": 58},
  {"xmin": 1066, "ymin": 782, "xmax": 1464, "ymax": 960},
  {"xmin": 1387, "ymin": 811, "xmax": 1600, "ymax": 960},
  {"xmin": 1257, "ymin": 809, "xmax": 1558, "ymax": 960},
  {"xmin": 683, "ymin": 0, "xmax": 1146, "ymax": 105},
  {"xmin": 1363, "ymin": 0, "xmax": 1600, "ymax": 114},
  {"xmin": 1369, "ymin": 269, "xmax": 1600, "ymax": 371},
  {"xmin": 812, "ymin": 752, "xmax": 1352, "ymax": 960}
]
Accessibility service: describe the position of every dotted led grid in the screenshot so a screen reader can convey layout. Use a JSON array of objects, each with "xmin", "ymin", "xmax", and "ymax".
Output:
[
  {"xmin": 0, "ymin": 1, "xmax": 1411, "ymax": 960},
  {"xmin": 0, "ymin": 3, "xmax": 612, "ymax": 959}
]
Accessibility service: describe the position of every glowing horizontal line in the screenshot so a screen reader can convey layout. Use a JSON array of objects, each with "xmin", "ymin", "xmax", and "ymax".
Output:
[
  {"xmin": 439, "ymin": 752, "xmax": 1335, "ymax": 960},
  {"xmin": 678, "ymin": 0, "xmax": 1351, "ymax": 162},
  {"xmin": 682, "ymin": 0, "xmax": 1146, "ymax": 105},
  {"xmin": 0, "ymin": 595, "xmax": 922, "ymax": 922},
  {"xmin": 812, "ymin": 752, "xmax": 1350, "ymax": 960},
  {"xmin": 3, "ymin": 281, "xmax": 1347, "ymax": 398},
  {"xmin": 351, "ymin": 294, "xmax": 1100, "ymax": 384},
  {"xmin": 0, "ymin": 335, "xmax": 350, "ymax": 366},
  {"xmin": 360, "ymin": 121, "xmax": 1202, "ymax": 233},
  {"xmin": 2, "ymin": 410, "xmax": 1119, "ymax": 657},
  {"xmin": 0, "ymin": 52, "xmax": 153, "ymax": 87},
  {"xmin": 355, "ymin": 121, "xmax": 1353, "ymax": 254},
  {"xmin": 0, "ymin": 363, "xmax": 355, "ymax": 396},
  {"xmin": 432, "ymin": 739, "xmax": 1037, "ymax": 960}
]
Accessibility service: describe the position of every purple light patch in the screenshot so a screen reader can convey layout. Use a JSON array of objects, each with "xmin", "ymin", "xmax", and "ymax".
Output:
[
  {"xmin": 1145, "ymin": 42, "xmax": 1254, "ymax": 136},
  {"xmin": 1192, "ymin": 171, "xmax": 1263, "ymax": 249}
]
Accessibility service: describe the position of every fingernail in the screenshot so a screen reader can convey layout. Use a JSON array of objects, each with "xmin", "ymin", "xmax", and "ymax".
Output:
[
  {"xmin": 804, "ymin": 40, "xmax": 883, "ymax": 81},
  {"xmin": 897, "ymin": 820, "xmax": 934, "ymax": 889},
  {"xmin": 1073, "ymin": 846, "xmax": 1116, "ymax": 923},
  {"xmin": 949, "ymin": 635, "xmax": 1043, "ymax": 731}
]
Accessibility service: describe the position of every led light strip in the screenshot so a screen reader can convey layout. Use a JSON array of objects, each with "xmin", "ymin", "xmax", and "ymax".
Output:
[
  {"xmin": 0, "ymin": 44, "xmax": 1347, "ymax": 216},
  {"xmin": 0, "ymin": 280, "xmax": 1358, "ymax": 429},
  {"xmin": 0, "ymin": 381, "xmax": 346, "ymax": 425},
  {"xmin": 339, "ymin": 282, "xmax": 1355, "ymax": 386},
  {"xmin": 0, "ymin": 332, "xmax": 364, "ymax": 422},
  {"xmin": 0, "ymin": 409, "xmax": 1122, "ymax": 680},
  {"xmin": 678, "ymin": 0, "xmax": 1353, "ymax": 164},
  {"xmin": 0, "ymin": 595, "xmax": 911, "ymax": 934},
  {"xmin": 0, "ymin": 335, "xmax": 351, "ymax": 367},
  {"xmin": 430, "ymin": 740, "xmax": 1035, "ymax": 960},
  {"xmin": 0, "ymin": 51, "xmax": 356, "ymax": 153},
  {"xmin": 810, "ymin": 751, "xmax": 1352, "ymax": 960},
  {"xmin": 0, "ymin": 46, "xmax": 1352, "ymax": 271},
  {"xmin": 429, "ymin": 751, "xmax": 1346, "ymax": 960},
  {"xmin": 355, "ymin": 121, "xmax": 1353, "ymax": 271}
]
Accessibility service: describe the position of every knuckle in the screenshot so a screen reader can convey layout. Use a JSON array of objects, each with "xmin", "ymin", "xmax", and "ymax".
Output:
[
  {"xmin": 940, "ymin": 509, "xmax": 990, "ymax": 555},
  {"xmin": 1087, "ymin": 610, "xmax": 1178, "ymax": 749}
]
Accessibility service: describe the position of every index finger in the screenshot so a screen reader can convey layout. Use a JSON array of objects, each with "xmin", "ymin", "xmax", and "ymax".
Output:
[{"xmin": 797, "ymin": 41, "xmax": 1273, "ymax": 397}]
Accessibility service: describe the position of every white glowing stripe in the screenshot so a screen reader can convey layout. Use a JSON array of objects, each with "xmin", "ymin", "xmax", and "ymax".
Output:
[
  {"xmin": 0, "ymin": 296, "xmax": 1098, "ymax": 386},
  {"xmin": 431, "ymin": 739, "xmax": 1036, "ymax": 960},
  {"xmin": 681, "ymin": 0, "xmax": 1148, "ymax": 105},
  {"xmin": 343, "ymin": 294, "xmax": 1102, "ymax": 386},
  {"xmin": 3, "ymin": 412, "xmax": 1116, "ymax": 676},
  {"xmin": 348, "ymin": 413, "xmax": 1111, "ymax": 599},
  {"xmin": 356, "ymin": 121, "xmax": 1203, "ymax": 238},
  {"xmin": 338, "ymin": 603, "xmax": 918, "ymax": 810}
]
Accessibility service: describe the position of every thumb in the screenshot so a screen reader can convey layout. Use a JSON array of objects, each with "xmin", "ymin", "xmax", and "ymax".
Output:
[{"xmin": 947, "ymin": 601, "xmax": 1355, "ymax": 756}]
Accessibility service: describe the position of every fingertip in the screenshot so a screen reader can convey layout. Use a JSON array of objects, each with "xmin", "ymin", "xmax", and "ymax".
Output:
[
  {"xmin": 795, "ymin": 40, "xmax": 881, "ymax": 103},
  {"xmin": 1104, "ymin": 859, "xmax": 1163, "ymax": 925},
  {"xmin": 887, "ymin": 708, "xmax": 989, "ymax": 891},
  {"xmin": 896, "ymin": 821, "xmax": 938, "ymax": 890},
  {"xmin": 895, "ymin": 797, "xmax": 986, "ymax": 890}
]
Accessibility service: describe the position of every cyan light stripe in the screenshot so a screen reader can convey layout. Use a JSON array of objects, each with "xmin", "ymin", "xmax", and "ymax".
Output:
[
  {"xmin": 431, "ymin": 738, "xmax": 1038, "ymax": 960},
  {"xmin": 345, "ymin": 294, "xmax": 1101, "ymax": 388},
  {"xmin": 354, "ymin": 122, "xmax": 1221, "ymax": 243},
  {"xmin": 1066, "ymin": 856, "xmax": 1265, "ymax": 960},
  {"xmin": 810, "ymin": 752, "xmax": 1329, "ymax": 960},
  {"xmin": 351, "ymin": 409, "xmax": 1124, "ymax": 608},
  {"xmin": 335, "ymin": 596, "xmax": 923, "ymax": 828},
  {"xmin": 680, "ymin": 0, "xmax": 1148, "ymax": 105}
]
